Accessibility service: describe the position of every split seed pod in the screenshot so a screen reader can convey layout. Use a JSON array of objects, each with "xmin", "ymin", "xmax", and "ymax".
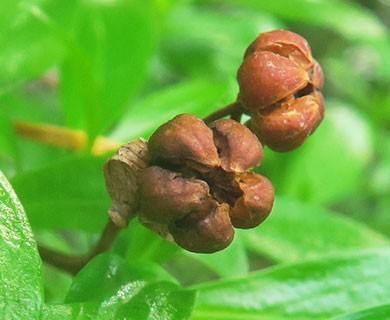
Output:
[
  {"xmin": 138, "ymin": 114, "xmax": 274, "ymax": 253},
  {"xmin": 237, "ymin": 29, "xmax": 325, "ymax": 152}
]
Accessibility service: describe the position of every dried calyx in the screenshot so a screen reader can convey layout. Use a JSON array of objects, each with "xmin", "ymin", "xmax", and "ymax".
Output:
[
  {"xmin": 103, "ymin": 139, "xmax": 149, "ymax": 228},
  {"xmin": 237, "ymin": 29, "xmax": 324, "ymax": 152},
  {"xmin": 138, "ymin": 114, "xmax": 274, "ymax": 253}
]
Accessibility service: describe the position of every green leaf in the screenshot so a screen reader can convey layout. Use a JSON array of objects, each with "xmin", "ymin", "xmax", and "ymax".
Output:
[
  {"xmin": 185, "ymin": 236, "xmax": 249, "ymax": 278},
  {"xmin": 43, "ymin": 304, "xmax": 73, "ymax": 320},
  {"xmin": 161, "ymin": 5, "xmax": 283, "ymax": 78},
  {"xmin": 115, "ymin": 282, "xmax": 196, "ymax": 320},
  {"xmin": 60, "ymin": 1, "xmax": 157, "ymax": 144},
  {"xmin": 224, "ymin": 0, "xmax": 388, "ymax": 43},
  {"xmin": 332, "ymin": 304, "xmax": 390, "ymax": 320},
  {"xmin": 109, "ymin": 79, "xmax": 235, "ymax": 142},
  {"xmin": 0, "ymin": 171, "xmax": 43, "ymax": 319},
  {"xmin": 11, "ymin": 155, "xmax": 110, "ymax": 232},
  {"xmin": 125, "ymin": 219, "xmax": 180, "ymax": 264},
  {"xmin": 324, "ymin": 55, "xmax": 390, "ymax": 126},
  {"xmin": 0, "ymin": 0, "xmax": 75, "ymax": 87},
  {"xmin": 43, "ymin": 265, "xmax": 73, "ymax": 304},
  {"xmin": 242, "ymin": 197, "xmax": 389, "ymax": 263},
  {"xmin": 192, "ymin": 249, "xmax": 390, "ymax": 319},
  {"xmin": 45, "ymin": 251, "xmax": 196, "ymax": 319},
  {"xmin": 0, "ymin": 111, "xmax": 19, "ymax": 176},
  {"xmin": 281, "ymin": 103, "xmax": 374, "ymax": 205},
  {"xmin": 66, "ymin": 253, "xmax": 177, "ymax": 304},
  {"xmin": 45, "ymin": 282, "xmax": 196, "ymax": 320}
]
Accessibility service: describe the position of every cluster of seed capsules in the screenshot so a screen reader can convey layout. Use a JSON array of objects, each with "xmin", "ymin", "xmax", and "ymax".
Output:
[{"xmin": 104, "ymin": 30, "xmax": 324, "ymax": 253}]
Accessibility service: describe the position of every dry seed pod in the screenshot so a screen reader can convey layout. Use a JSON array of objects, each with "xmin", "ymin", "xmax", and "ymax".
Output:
[
  {"xmin": 210, "ymin": 119, "xmax": 264, "ymax": 172},
  {"xmin": 148, "ymin": 114, "xmax": 220, "ymax": 171},
  {"xmin": 138, "ymin": 166, "xmax": 211, "ymax": 224},
  {"xmin": 230, "ymin": 173, "xmax": 274, "ymax": 229},
  {"xmin": 169, "ymin": 202, "xmax": 234, "ymax": 253},
  {"xmin": 237, "ymin": 29, "xmax": 325, "ymax": 152},
  {"xmin": 103, "ymin": 139, "xmax": 149, "ymax": 228},
  {"xmin": 244, "ymin": 29, "xmax": 313, "ymax": 69},
  {"xmin": 237, "ymin": 51, "xmax": 309, "ymax": 110},
  {"xmin": 249, "ymin": 90, "xmax": 324, "ymax": 152},
  {"xmin": 137, "ymin": 114, "xmax": 274, "ymax": 253}
]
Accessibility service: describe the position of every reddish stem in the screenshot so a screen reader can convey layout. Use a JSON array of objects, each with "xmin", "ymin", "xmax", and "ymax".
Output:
[
  {"xmin": 38, "ymin": 219, "xmax": 121, "ymax": 276},
  {"xmin": 203, "ymin": 101, "xmax": 242, "ymax": 124}
]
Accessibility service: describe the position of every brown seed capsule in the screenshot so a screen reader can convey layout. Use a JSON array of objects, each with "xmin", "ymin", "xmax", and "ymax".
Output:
[
  {"xmin": 237, "ymin": 29, "xmax": 325, "ymax": 152},
  {"xmin": 137, "ymin": 114, "xmax": 274, "ymax": 253},
  {"xmin": 210, "ymin": 119, "xmax": 264, "ymax": 172},
  {"xmin": 230, "ymin": 173, "xmax": 274, "ymax": 229},
  {"xmin": 169, "ymin": 202, "xmax": 234, "ymax": 253},
  {"xmin": 310, "ymin": 60, "xmax": 324, "ymax": 89},
  {"xmin": 237, "ymin": 51, "xmax": 309, "ymax": 110},
  {"xmin": 103, "ymin": 139, "xmax": 149, "ymax": 228},
  {"xmin": 148, "ymin": 114, "xmax": 220, "ymax": 171},
  {"xmin": 249, "ymin": 90, "xmax": 324, "ymax": 152},
  {"xmin": 244, "ymin": 29, "xmax": 313, "ymax": 69},
  {"xmin": 138, "ymin": 166, "xmax": 211, "ymax": 224}
]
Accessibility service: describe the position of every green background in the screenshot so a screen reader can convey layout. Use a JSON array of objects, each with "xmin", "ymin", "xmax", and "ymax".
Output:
[{"xmin": 0, "ymin": 0, "xmax": 389, "ymax": 319}]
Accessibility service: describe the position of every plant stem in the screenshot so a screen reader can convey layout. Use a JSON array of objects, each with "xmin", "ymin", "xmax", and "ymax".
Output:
[
  {"xmin": 14, "ymin": 120, "xmax": 120, "ymax": 155},
  {"xmin": 203, "ymin": 101, "xmax": 241, "ymax": 124},
  {"xmin": 87, "ymin": 219, "xmax": 122, "ymax": 259},
  {"xmin": 38, "ymin": 219, "xmax": 122, "ymax": 275},
  {"xmin": 38, "ymin": 246, "xmax": 87, "ymax": 276}
]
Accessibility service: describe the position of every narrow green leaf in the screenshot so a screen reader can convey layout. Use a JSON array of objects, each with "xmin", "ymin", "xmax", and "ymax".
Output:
[
  {"xmin": 66, "ymin": 253, "xmax": 177, "ymax": 304},
  {"xmin": 193, "ymin": 249, "xmax": 390, "ymax": 319},
  {"xmin": 61, "ymin": 1, "xmax": 157, "ymax": 144},
  {"xmin": 282, "ymin": 103, "xmax": 374, "ymax": 205},
  {"xmin": 186, "ymin": 236, "xmax": 249, "ymax": 278},
  {"xmin": 242, "ymin": 197, "xmax": 389, "ymax": 263},
  {"xmin": 125, "ymin": 220, "xmax": 180, "ymax": 264},
  {"xmin": 0, "ymin": 171, "xmax": 43, "ymax": 319},
  {"xmin": 332, "ymin": 304, "xmax": 390, "ymax": 320},
  {"xmin": 109, "ymin": 79, "xmax": 235, "ymax": 142},
  {"xmin": 11, "ymin": 155, "xmax": 110, "ymax": 232}
]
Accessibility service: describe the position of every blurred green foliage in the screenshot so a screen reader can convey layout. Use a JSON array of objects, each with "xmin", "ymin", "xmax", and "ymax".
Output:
[{"xmin": 0, "ymin": 0, "xmax": 389, "ymax": 319}]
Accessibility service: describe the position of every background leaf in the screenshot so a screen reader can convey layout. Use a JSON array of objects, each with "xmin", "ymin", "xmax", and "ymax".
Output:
[
  {"xmin": 0, "ymin": 111, "xmax": 19, "ymax": 176},
  {"xmin": 11, "ymin": 155, "xmax": 110, "ymax": 232},
  {"xmin": 109, "ymin": 79, "xmax": 235, "ymax": 142},
  {"xmin": 44, "ymin": 254, "xmax": 196, "ymax": 320},
  {"xmin": 45, "ymin": 282, "xmax": 196, "ymax": 320},
  {"xmin": 241, "ymin": 197, "xmax": 389, "ymax": 263},
  {"xmin": 185, "ymin": 236, "xmax": 249, "ymax": 278},
  {"xmin": 124, "ymin": 219, "xmax": 180, "ymax": 264},
  {"xmin": 332, "ymin": 304, "xmax": 390, "ymax": 320},
  {"xmin": 221, "ymin": 0, "xmax": 388, "ymax": 42},
  {"xmin": 65, "ymin": 253, "xmax": 177, "ymax": 304},
  {"xmin": 61, "ymin": 1, "xmax": 157, "ymax": 144},
  {"xmin": 273, "ymin": 103, "xmax": 374, "ymax": 205},
  {"xmin": 0, "ymin": 0, "xmax": 75, "ymax": 88},
  {"xmin": 0, "ymin": 171, "xmax": 43, "ymax": 319},
  {"xmin": 193, "ymin": 249, "xmax": 390, "ymax": 319}
]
